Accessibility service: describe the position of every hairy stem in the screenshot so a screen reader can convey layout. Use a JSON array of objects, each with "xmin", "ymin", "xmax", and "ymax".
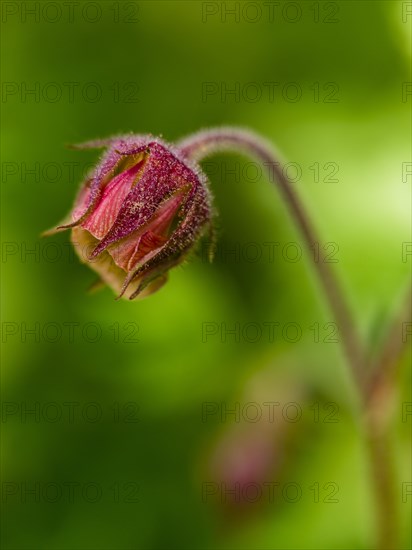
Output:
[{"xmin": 179, "ymin": 127, "xmax": 365, "ymax": 392}]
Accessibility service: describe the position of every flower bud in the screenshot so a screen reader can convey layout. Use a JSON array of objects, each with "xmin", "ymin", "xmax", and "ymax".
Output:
[{"xmin": 50, "ymin": 135, "xmax": 213, "ymax": 300}]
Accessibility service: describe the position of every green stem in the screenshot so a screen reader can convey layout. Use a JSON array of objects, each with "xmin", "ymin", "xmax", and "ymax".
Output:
[
  {"xmin": 365, "ymin": 392, "xmax": 399, "ymax": 550},
  {"xmin": 366, "ymin": 286, "xmax": 412, "ymax": 404}
]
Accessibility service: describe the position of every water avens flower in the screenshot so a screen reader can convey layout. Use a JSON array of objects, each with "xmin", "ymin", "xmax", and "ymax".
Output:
[
  {"xmin": 49, "ymin": 135, "xmax": 212, "ymax": 300},
  {"xmin": 47, "ymin": 127, "xmax": 361, "ymax": 386}
]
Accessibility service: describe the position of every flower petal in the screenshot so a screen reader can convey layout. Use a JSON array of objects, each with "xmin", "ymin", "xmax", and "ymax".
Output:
[
  {"xmin": 119, "ymin": 189, "xmax": 210, "ymax": 300},
  {"xmin": 82, "ymin": 157, "xmax": 146, "ymax": 239},
  {"xmin": 59, "ymin": 140, "xmax": 149, "ymax": 230},
  {"xmin": 106, "ymin": 186, "xmax": 189, "ymax": 270}
]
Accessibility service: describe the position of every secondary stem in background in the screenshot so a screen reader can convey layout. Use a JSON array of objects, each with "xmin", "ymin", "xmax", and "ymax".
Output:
[{"xmin": 365, "ymin": 286, "xmax": 411, "ymax": 550}]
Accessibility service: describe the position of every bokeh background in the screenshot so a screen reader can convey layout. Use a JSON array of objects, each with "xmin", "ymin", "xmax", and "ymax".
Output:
[{"xmin": 1, "ymin": 1, "xmax": 411, "ymax": 548}]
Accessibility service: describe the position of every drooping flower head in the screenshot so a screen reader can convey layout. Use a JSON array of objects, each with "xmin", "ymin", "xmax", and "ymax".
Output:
[{"xmin": 50, "ymin": 135, "xmax": 213, "ymax": 300}]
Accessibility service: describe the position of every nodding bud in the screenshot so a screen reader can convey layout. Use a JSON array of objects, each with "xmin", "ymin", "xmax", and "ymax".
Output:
[{"xmin": 49, "ymin": 135, "xmax": 213, "ymax": 300}]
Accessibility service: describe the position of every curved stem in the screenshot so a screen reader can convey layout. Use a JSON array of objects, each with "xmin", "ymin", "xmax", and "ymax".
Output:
[{"xmin": 179, "ymin": 127, "xmax": 365, "ymax": 393}]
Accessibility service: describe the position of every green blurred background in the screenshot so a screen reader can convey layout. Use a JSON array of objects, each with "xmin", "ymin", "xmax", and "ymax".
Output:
[{"xmin": 1, "ymin": 1, "xmax": 411, "ymax": 548}]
